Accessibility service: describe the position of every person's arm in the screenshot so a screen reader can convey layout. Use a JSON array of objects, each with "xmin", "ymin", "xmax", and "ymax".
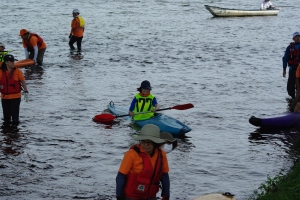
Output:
[
  {"xmin": 282, "ymin": 46, "xmax": 290, "ymax": 77},
  {"xmin": 33, "ymin": 46, "xmax": 38, "ymax": 63},
  {"xmin": 24, "ymin": 48, "xmax": 29, "ymax": 59},
  {"xmin": 20, "ymin": 80, "xmax": 28, "ymax": 92},
  {"xmin": 152, "ymin": 97, "xmax": 158, "ymax": 112},
  {"xmin": 116, "ymin": 172, "xmax": 126, "ymax": 199},
  {"xmin": 128, "ymin": 98, "xmax": 137, "ymax": 116},
  {"xmin": 160, "ymin": 173, "xmax": 170, "ymax": 199}
]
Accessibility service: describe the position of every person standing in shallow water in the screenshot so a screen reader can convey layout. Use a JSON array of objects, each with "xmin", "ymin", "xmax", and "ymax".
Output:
[
  {"xmin": 0, "ymin": 55, "xmax": 28, "ymax": 125},
  {"xmin": 69, "ymin": 9, "xmax": 85, "ymax": 51},
  {"xmin": 283, "ymin": 32, "xmax": 300, "ymax": 99},
  {"xmin": 116, "ymin": 124, "xmax": 170, "ymax": 200}
]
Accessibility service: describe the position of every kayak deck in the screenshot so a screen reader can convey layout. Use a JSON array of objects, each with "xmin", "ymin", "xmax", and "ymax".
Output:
[{"xmin": 108, "ymin": 102, "xmax": 191, "ymax": 136}]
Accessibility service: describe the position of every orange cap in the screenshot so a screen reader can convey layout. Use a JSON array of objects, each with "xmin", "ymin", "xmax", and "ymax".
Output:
[{"xmin": 19, "ymin": 29, "xmax": 29, "ymax": 36}]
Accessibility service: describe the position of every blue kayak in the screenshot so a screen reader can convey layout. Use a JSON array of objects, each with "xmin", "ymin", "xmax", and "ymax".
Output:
[
  {"xmin": 249, "ymin": 112, "xmax": 300, "ymax": 129},
  {"xmin": 108, "ymin": 103, "xmax": 191, "ymax": 136}
]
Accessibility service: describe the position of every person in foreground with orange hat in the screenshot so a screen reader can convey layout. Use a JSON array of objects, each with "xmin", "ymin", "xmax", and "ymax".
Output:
[
  {"xmin": 0, "ymin": 54, "xmax": 28, "ymax": 125},
  {"xmin": 19, "ymin": 29, "xmax": 47, "ymax": 66},
  {"xmin": 69, "ymin": 9, "xmax": 85, "ymax": 51},
  {"xmin": 116, "ymin": 124, "xmax": 170, "ymax": 200}
]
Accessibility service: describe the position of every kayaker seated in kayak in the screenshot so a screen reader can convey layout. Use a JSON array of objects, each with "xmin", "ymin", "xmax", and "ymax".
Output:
[
  {"xmin": 261, "ymin": 0, "xmax": 276, "ymax": 10},
  {"xmin": 116, "ymin": 124, "xmax": 170, "ymax": 200},
  {"xmin": 128, "ymin": 80, "xmax": 158, "ymax": 121}
]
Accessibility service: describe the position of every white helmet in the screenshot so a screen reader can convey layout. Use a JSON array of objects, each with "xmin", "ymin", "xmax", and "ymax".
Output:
[
  {"xmin": 72, "ymin": 9, "xmax": 80, "ymax": 14},
  {"xmin": 0, "ymin": 42, "xmax": 5, "ymax": 49}
]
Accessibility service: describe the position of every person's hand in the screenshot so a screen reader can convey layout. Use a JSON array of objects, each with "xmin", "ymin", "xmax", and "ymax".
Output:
[
  {"xmin": 23, "ymin": 91, "xmax": 29, "ymax": 102},
  {"xmin": 129, "ymin": 111, "xmax": 134, "ymax": 116},
  {"xmin": 69, "ymin": 34, "xmax": 72, "ymax": 39},
  {"xmin": 283, "ymin": 70, "xmax": 286, "ymax": 77}
]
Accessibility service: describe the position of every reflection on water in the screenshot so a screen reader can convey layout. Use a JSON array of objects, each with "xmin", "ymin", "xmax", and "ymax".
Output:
[
  {"xmin": 0, "ymin": 124, "xmax": 23, "ymax": 156},
  {"xmin": 69, "ymin": 51, "xmax": 84, "ymax": 60}
]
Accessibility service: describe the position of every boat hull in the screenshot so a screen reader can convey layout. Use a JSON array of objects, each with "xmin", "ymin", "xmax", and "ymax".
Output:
[
  {"xmin": 249, "ymin": 112, "xmax": 300, "ymax": 129},
  {"xmin": 205, "ymin": 5, "xmax": 280, "ymax": 17},
  {"xmin": 108, "ymin": 103, "xmax": 191, "ymax": 136}
]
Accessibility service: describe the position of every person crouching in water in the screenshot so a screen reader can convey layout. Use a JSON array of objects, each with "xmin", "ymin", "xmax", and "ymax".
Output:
[
  {"xmin": 0, "ymin": 54, "xmax": 28, "ymax": 125},
  {"xmin": 116, "ymin": 124, "xmax": 170, "ymax": 200}
]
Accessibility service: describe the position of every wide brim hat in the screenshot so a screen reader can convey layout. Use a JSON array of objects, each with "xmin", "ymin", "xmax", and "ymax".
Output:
[
  {"xmin": 132, "ymin": 124, "xmax": 165, "ymax": 144},
  {"xmin": 160, "ymin": 132, "xmax": 176, "ymax": 142}
]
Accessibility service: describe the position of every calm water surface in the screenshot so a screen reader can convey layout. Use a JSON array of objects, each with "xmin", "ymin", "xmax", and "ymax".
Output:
[{"xmin": 1, "ymin": 0, "xmax": 300, "ymax": 199}]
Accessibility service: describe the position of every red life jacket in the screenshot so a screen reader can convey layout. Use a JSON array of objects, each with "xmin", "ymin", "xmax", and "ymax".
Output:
[
  {"xmin": 0, "ymin": 68, "xmax": 21, "ymax": 95},
  {"xmin": 24, "ymin": 33, "xmax": 44, "ymax": 51},
  {"xmin": 288, "ymin": 43, "xmax": 300, "ymax": 66},
  {"xmin": 124, "ymin": 145, "xmax": 163, "ymax": 200}
]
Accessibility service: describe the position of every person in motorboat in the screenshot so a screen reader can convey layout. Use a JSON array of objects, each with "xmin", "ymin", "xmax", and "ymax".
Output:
[
  {"xmin": 283, "ymin": 32, "xmax": 300, "ymax": 99},
  {"xmin": 116, "ymin": 124, "xmax": 170, "ymax": 200},
  {"xmin": 159, "ymin": 131, "xmax": 178, "ymax": 153},
  {"xmin": 19, "ymin": 29, "xmax": 47, "ymax": 66},
  {"xmin": 128, "ymin": 80, "xmax": 159, "ymax": 121},
  {"xmin": 0, "ymin": 43, "xmax": 8, "ymax": 65},
  {"xmin": 69, "ymin": 9, "xmax": 85, "ymax": 52},
  {"xmin": 0, "ymin": 54, "xmax": 28, "ymax": 125},
  {"xmin": 261, "ymin": 0, "xmax": 276, "ymax": 10}
]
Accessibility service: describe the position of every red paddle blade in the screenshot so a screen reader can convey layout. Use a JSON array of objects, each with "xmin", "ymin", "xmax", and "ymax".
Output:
[
  {"xmin": 171, "ymin": 103, "xmax": 194, "ymax": 110},
  {"xmin": 93, "ymin": 113, "xmax": 116, "ymax": 123}
]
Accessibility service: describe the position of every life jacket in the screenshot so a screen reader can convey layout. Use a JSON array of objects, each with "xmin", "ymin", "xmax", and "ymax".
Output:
[
  {"xmin": 133, "ymin": 93, "xmax": 155, "ymax": 121},
  {"xmin": 124, "ymin": 145, "xmax": 163, "ymax": 200},
  {"xmin": 24, "ymin": 33, "xmax": 44, "ymax": 51},
  {"xmin": 78, "ymin": 16, "xmax": 85, "ymax": 27},
  {"xmin": 288, "ymin": 43, "xmax": 300, "ymax": 66},
  {"xmin": 0, "ymin": 68, "xmax": 21, "ymax": 95},
  {"xmin": 0, "ymin": 52, "xmax": 8, "ymax": 62}
]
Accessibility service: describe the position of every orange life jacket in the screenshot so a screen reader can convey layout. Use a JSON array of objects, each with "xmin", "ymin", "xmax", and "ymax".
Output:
[
  {"xmin": 24, "ymin": 33, "xmax": 44, "ymax": 51},
  {"xmin": 288, "ymin": 43, "xmax": 300, "ymax": 66},
  {"xmin": 0, "ymin": 68, "xmax": 21, "ymax": 94},
  {"xmin": 124, "ymin": 145, "xmax": 163, "ymax": 200}
]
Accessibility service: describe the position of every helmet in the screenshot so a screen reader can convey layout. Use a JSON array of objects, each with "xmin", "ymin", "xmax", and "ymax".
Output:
[
  {"xmin": 72, "ymin": 9, "xmax": 80, "ymax": 14},
  {"xmin": 0, "ymin": 42, "xmax": 5, "ymax": 49},
  {"xmin": 19, "ymin": 29, "xmax": 29, "ymax": 36},
  {"xmin": 140, "ymin": 80, "xmax": 151, "ymax": 90}
]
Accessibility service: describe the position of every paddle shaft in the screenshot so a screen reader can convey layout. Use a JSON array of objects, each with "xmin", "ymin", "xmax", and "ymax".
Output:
[
  {"xmin": 115, "ymin": 103, "xmax": 194, "ymax": 118},
  {"xmin": 116, "ymin": 107, "xmax": 172, "ymax": 118}
]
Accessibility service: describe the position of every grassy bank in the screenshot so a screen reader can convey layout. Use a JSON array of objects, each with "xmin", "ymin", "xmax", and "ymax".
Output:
[{"xmin": 249, "ymin": 136, "xmax": 300, "ymax": 200}]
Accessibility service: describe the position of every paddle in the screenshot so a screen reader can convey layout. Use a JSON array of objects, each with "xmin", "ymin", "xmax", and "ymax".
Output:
[
  {"xmin": 0, "ymin": 50, "xmax": 19, "ymax": 52},
  {"xmin": 93, "ymin": 103, "xmax": 194, "ymax": 123}
]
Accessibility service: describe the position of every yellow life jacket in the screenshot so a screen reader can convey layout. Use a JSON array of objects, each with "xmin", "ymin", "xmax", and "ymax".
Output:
[
  {"xmin": 133, "ymin": 93, "xmax": 155, "ymax": 121},
  {"xmin": 78, "ymin": 16, "xmax": 85, "ymax": 27}
]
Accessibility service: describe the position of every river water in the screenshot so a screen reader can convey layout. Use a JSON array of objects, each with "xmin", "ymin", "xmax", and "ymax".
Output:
[{"xmin": 1, "ymin": 0, "xmax": 300, "ymax": 199}]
